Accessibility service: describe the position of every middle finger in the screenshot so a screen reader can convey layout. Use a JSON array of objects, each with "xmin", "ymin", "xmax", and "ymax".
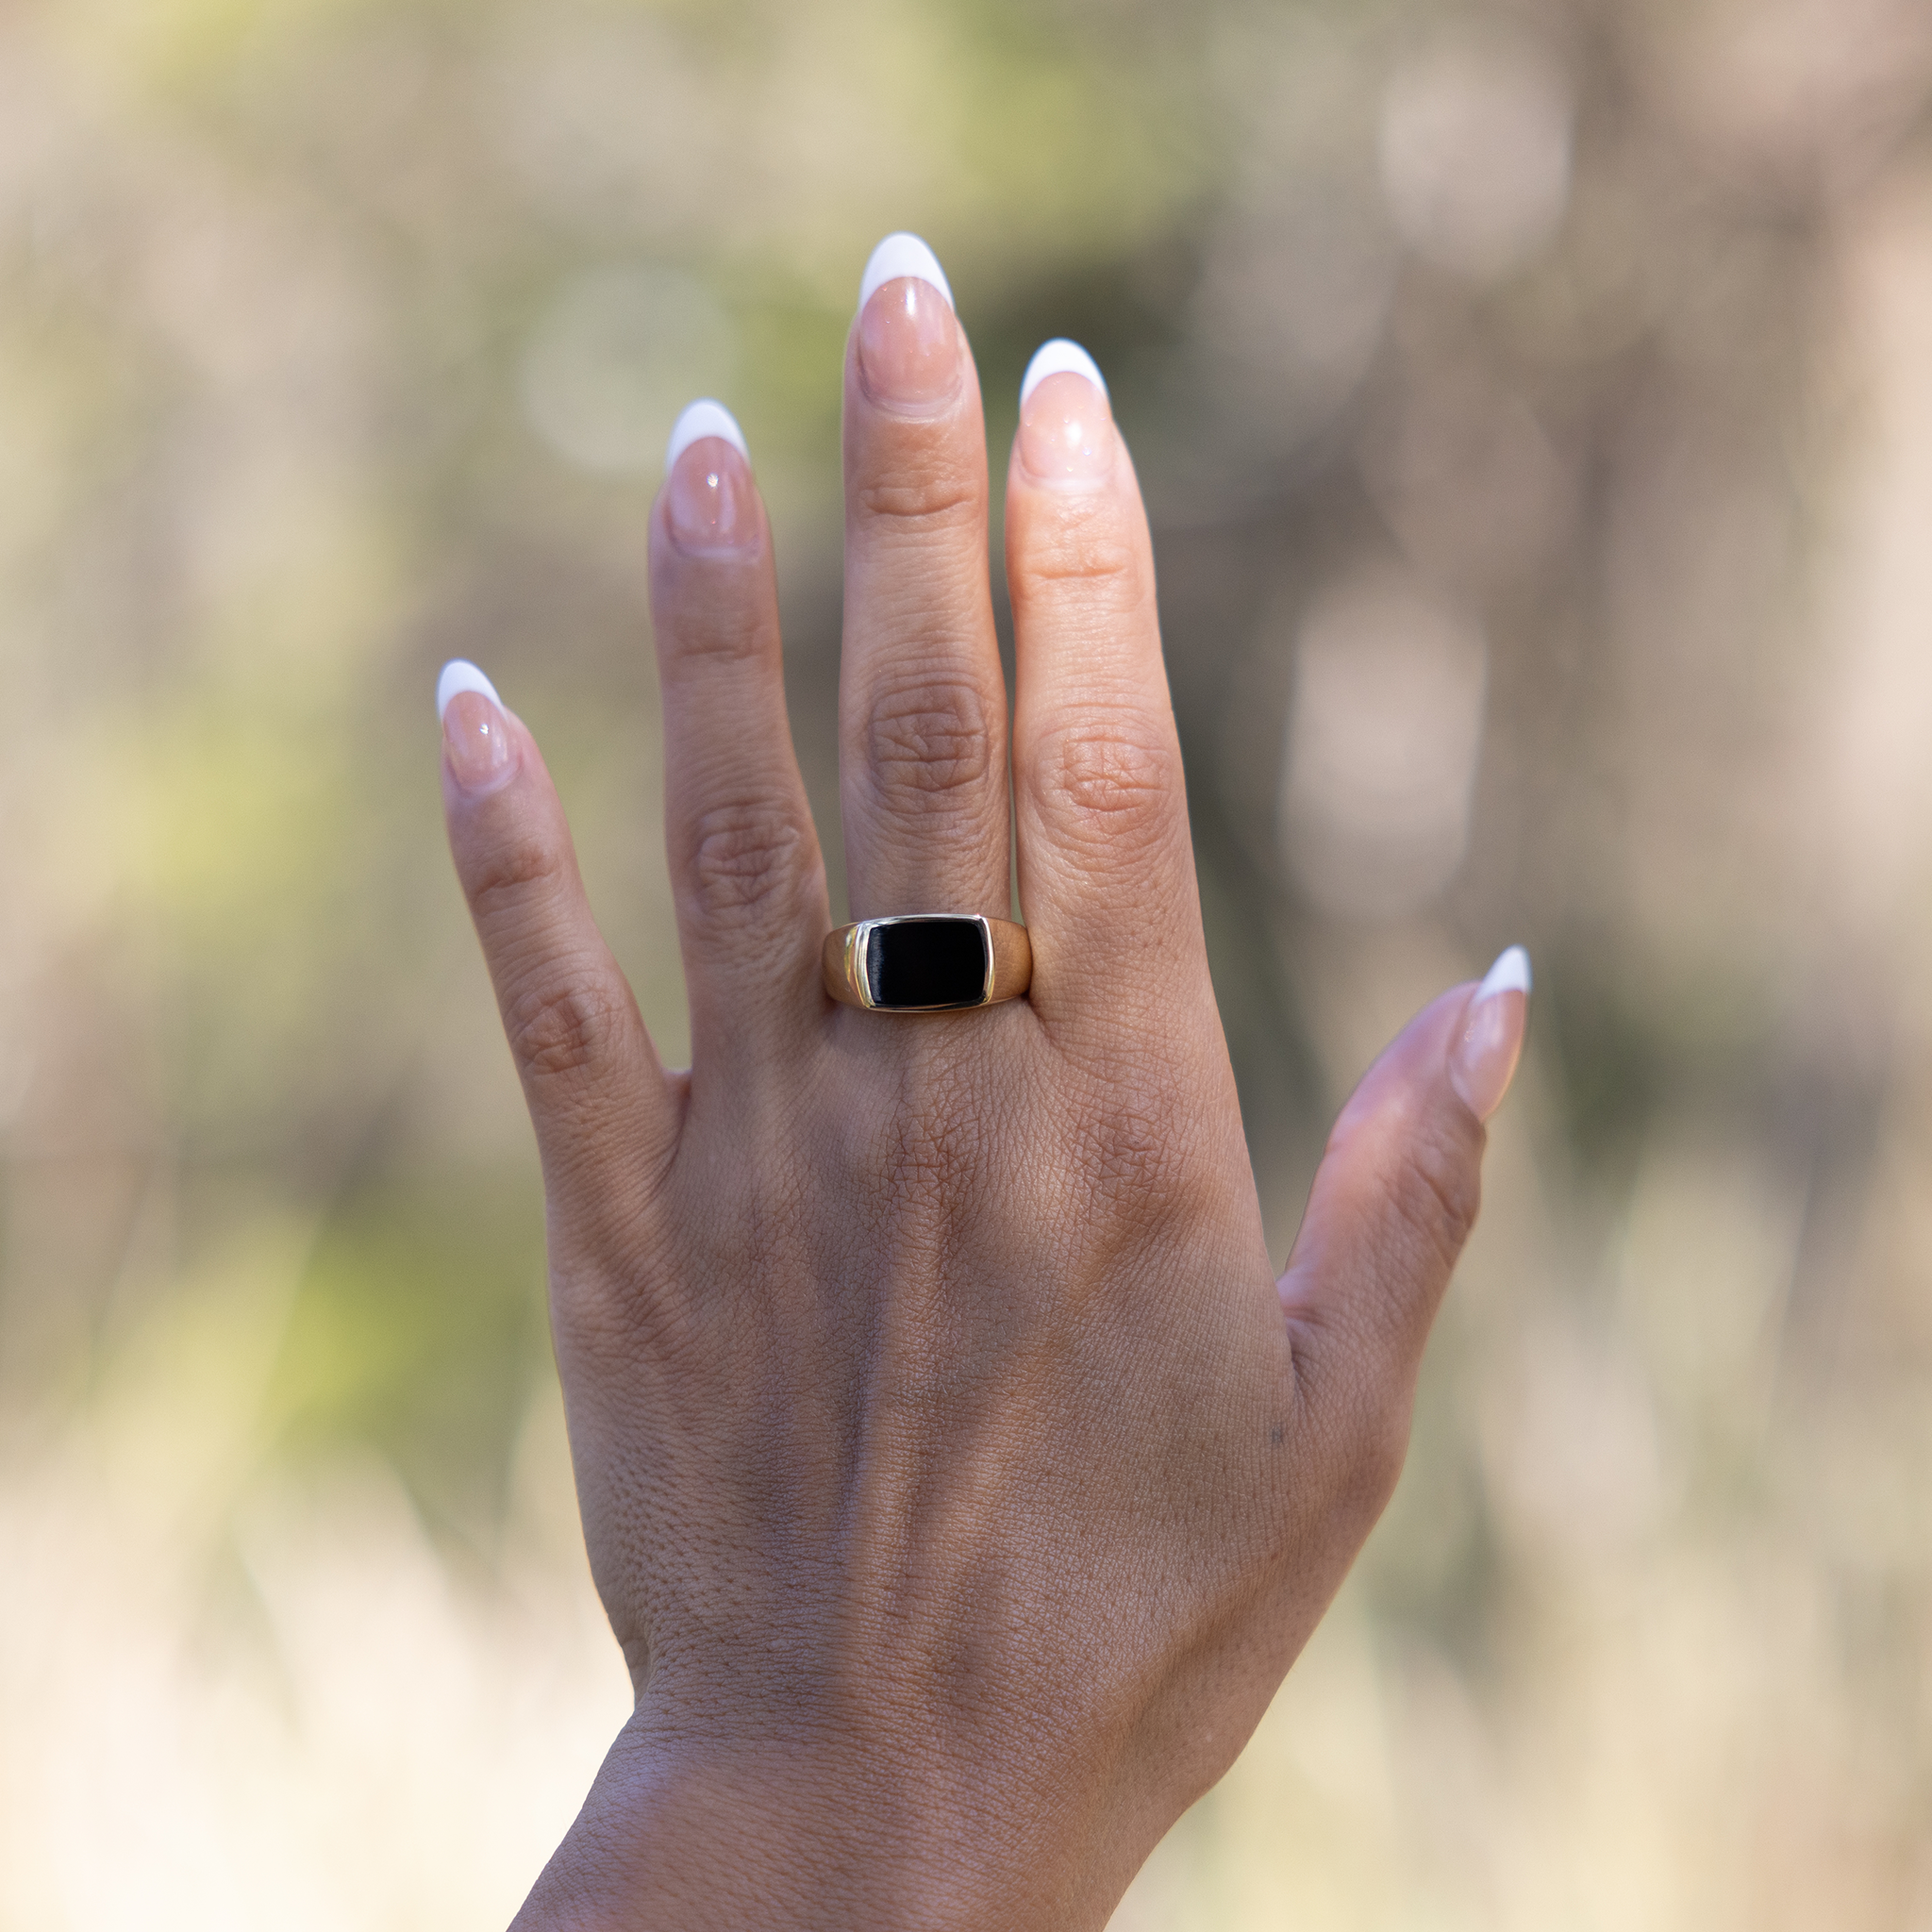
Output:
[{"xmin": 839, "ymin": 235, "xmax": 1010, "ymax": 922}]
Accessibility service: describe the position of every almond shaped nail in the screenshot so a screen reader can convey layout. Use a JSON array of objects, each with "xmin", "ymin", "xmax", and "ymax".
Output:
[
  {"xmin": 664, "ymin": 397, "xmax": 748, "ymax": 475},
  {"xmin": 1018, "ymin": 339, "xmax": 1115, "ymax": 485},
  {"xmin": 438, "ymin": 658, "xmax": 516, "ymax": 793},
  {"xmin": 1450, "ymin": 944, "xmax": 1531, "ymax": 1121},
  {"xmin": 858, "ymin": 232, "xmax": 954, "ymax": 314},
  {"xmin": 857, "ymin": 233, "xmax": 960, "ymax": 410},
  {"xmin": 662, "ymin": 400, "xmax": 758, "ymax": 557},
  {"xmin": 1020, "ymin": 337, "xmax": 1108, "ymax": 407}
]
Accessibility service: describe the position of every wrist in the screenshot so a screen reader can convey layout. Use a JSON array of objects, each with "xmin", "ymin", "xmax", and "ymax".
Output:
[{"xmin": 512, "ymin": 1697, "xmax": 1126, "ymax": 1931}]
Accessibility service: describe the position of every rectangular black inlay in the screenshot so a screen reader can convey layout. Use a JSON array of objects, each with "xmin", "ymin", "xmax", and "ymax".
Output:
[{"xmin": 864, "ymin": 918, "xmax": 990, "ymax": 1008}]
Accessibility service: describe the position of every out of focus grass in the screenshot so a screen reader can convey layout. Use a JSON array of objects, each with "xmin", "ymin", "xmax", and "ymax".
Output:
[{"xmin": 7, "ymin": 0, "xmax": 1932, "ymax": 1924}]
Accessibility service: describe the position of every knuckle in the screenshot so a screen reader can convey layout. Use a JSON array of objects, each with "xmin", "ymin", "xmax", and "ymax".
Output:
[
  {"xmin": 1085, "ymin": 1090, "xmax": 1195, "ymax": 1215},
  {"xmin": 468, "ymin": 832, "xmax": 568, "ymax": 924},
  {"xmin": 503, "ymin": 965, "xmax": 629, "ymax": 1085},
  {"xmin": 683, "ymin": 794, "xmax": 813, "ymax": 927},
  {"xmin": 1052, "ymin": 1049, "xmax": 1208, "ymax": 1223},
  {"xmin": 659, "ymin": 598, "xmax": 771, "ymax": 669},
  {"xmin": 1101, "ymin": 1124, "xmax": 1207, "ymax": 1224},
  {"xmin": 1093, "ymin": 1103, "xmax": 1171, "ymax": 1198},
  {"xmin": 882, "ymin": 1104, "xmax": 985, "ymax": 1200},
  {"xmin": 1036, "ymin": 716, "xmax": 1177, "ymax": 853},
  {"xmin": 865, "ymin": 678, "xmax": 995, "ymax": 806},
  {"xmin": 857, "ymin": 464, "xmax": 980, "ymax": 531},
  {"xmin": 1019, "ymin": 512, "xmax": 1140, "ymax": 594}
]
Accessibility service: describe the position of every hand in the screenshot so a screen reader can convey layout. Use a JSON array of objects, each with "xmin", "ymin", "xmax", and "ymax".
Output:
[{"xmin": 437, "ymin": 235, "xmax": 1528, "ymax": 1930}]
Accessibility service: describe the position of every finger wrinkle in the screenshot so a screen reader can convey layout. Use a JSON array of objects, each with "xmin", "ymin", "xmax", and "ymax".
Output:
[
  {"xmin": 1370, "ymin": 1126, "xmax": 1482, "ymax": 1278},
  {"xmin": 658, "ymin": 604, "xmax": 778, "ymax": 671},
  {"xmin": 853, "ymin": 474, "xmax": 983, "ymax": 531},
  {"xmin": 681, "ymin": 796, "xmax": 816, "ymax": 928},
  {"xmin": 1011, "ymin": 525, "xmax": 1141, "ymax": 594},
  {"xmin": 1029, "ymin": 724, "xmax": 1182, "ymax": 857},
  {"xmin": 863, "ymin": 680, "xmax": 997, "ymax": 799},
  {"xmin": 467, "ymin": 833, "xmax": 572, "ymax": 922},
  {"xmin": 503, "ymin": 966, "xmax": 637, "ymax": 1085}
]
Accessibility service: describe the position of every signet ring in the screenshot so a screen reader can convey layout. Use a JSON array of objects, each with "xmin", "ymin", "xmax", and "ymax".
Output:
[{"xmin": 822, "ymin": 915, "xmax": 1032, "ymax": 1013}]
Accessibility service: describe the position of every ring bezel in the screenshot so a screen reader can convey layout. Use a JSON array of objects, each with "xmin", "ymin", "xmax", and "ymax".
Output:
[{"xmin": 841, "ymin": 914, "xmax": 994, "ymax": 1011}]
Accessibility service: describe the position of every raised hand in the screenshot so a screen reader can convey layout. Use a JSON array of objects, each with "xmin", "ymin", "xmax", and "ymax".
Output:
[{"xmin": 437, "ymin": 233, "xmax": 1528, "ymax": 1931}]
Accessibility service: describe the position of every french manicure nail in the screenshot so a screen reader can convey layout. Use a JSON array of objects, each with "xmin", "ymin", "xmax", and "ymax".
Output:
[
  {"xmin": 1450, "ymin": 944, "xmax": 1531, "ymax": 1121},
  {"xmin": 1018, "ymin": 340, "xmax": 1115, "ymax": 485},
  {"xmin": 857, "ymin": 232, "xmax": 960, "ymax": 411},
  {"xmin": 438, "ymin": 659, "xmax": 516, "ymax": 793},
  {"xmin": 663, "ymin": 399, "xmax": 758, "ymax": 557}
]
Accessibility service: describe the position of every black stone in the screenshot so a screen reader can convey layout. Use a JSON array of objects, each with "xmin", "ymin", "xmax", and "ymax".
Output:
[{"xmin": 864, "ymin": 918, "xmax": 989, "ymax": 1008}]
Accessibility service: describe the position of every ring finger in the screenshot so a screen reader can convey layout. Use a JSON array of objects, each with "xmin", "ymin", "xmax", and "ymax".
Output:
[{"xmin": 839, "ymin": 234, "xmax": 1010, "ymax": 923}]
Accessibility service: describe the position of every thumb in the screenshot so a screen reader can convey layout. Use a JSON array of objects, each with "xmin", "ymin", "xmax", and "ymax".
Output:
[{"xmin": 1278, "ymin": 947, "xmax": 1530, "ymax": 1451}]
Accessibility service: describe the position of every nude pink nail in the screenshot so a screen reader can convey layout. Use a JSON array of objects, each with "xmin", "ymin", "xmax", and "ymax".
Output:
[
  {"xmin": 1449, "ymin": 946, "xmax": 1530, "ymax": 1121},
  {"xmin": 437, "ymin": 660, "xmax": 516, "ymax": 794},
  {"xmin": 662, "ymin": 400, "xmax": 758, "ymax": 558},
  {"xmin": 856, "ymin": 233, "xmax": 960, "ymax": 411},
  {"xmin": 1017, "ymin": 340, "xmax": 1114, "ymax": 485}
]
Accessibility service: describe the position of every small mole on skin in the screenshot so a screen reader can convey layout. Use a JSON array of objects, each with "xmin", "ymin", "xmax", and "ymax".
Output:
[{"xmin": 1270, "ymin": 1424, "xmax": 1284, "ymax": 1446}]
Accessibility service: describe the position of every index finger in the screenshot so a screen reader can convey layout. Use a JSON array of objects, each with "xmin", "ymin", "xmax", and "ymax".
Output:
[{"xmin": 1004, "ymin": 342, "xmax": 1206, "ymax": 1036}]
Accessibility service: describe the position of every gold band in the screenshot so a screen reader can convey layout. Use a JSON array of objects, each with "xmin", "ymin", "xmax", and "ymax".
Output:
[{"xmin": 823, "ymin": 915, "xmax": 1032, "ymax": 1012}]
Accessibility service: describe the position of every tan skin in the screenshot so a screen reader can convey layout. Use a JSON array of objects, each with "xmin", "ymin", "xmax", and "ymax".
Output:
[{"xmin": 438, "ymin": 254, "xmax": 1524, "ymax": 1929}]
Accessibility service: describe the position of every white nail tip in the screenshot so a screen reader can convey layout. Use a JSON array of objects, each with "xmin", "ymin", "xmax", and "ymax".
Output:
[
  {"xmin": 436, "ymin": 659, "xmax": 502, "ymax": 724},
  {"xmin": 858, "ymin": 233, "xmax": 954, "ymax": 314},
  {"xmin": 1020, "ymin": 339, "xmax": 1108, "ymax": 407},
  {"xmin": 1476, "ymin": 944, "xmax": 1533, "ymax": 1001},
  {"xmin": 664, "ymin": 399, "xmax": 748, "ymax": 475}
]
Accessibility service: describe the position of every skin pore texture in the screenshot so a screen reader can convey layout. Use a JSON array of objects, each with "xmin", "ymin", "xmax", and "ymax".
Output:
[{"xmin": 438, "ymin": 234, "xmax": 1528, "ymax": 1931}]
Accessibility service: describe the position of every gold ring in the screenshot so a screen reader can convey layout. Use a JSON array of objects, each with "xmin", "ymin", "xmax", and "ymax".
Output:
[{"xmin": 822, "ymin": 915, "xmax": 1032, "ymax": 1012}]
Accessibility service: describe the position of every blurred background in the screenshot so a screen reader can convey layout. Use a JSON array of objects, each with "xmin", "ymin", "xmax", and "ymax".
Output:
[{"xmin": 5, "ymin": 0, "xmax": 1932, "ymax": 1924}]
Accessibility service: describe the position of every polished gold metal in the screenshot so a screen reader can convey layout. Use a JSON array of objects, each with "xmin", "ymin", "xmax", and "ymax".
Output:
[{"xmin": 822, "ymin": 914, "xmax": 1033, "ymax": 1012}]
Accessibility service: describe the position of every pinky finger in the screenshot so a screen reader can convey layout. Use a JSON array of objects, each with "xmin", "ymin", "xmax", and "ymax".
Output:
[{"xmin": 439, "ymin": 661, "xmax": 679, "ymax": 1257}]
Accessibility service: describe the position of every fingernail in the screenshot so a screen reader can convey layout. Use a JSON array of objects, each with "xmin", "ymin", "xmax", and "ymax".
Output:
[
  {"xmin": 663, "ymin": 399, "xmax": 758, "ymax": 557},
  {"xmin": 437, "ymin": 659, "xmax": 517, "ymax": 793},
  {"xmin": 1018, "ymin": 340, "xmax": 1115, "ymax": 485},
  {"xmin": 857, "ymin": 232, "xmax": 959, "ymax": 411},
  {"xmin": 1450, "ymin": 945, "xmax": 1531, "ymax": 1121}
]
